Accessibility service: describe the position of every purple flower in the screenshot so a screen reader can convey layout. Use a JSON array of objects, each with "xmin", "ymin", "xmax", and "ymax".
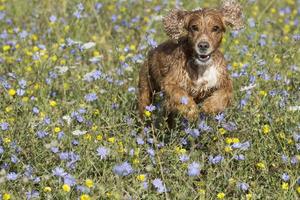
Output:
[
  {"xmin": 51, "ymin": 147, "xmax": 59, "ymax": 153},
  {"xmin": 179, "ymin": 154, "xmax": 189, "ymax": 162},
  {"xmin": 233, "ymin": 154, "xmax": 245, "ymax": 161},
  {"xmin": 52, "ymin": 167, "xmax": 66, "ymax": 177},
  {"xmin": 142, "ymin": 181, "xmax": 148, "ymax": 189},
  {"xmin": 17, "ymin": 89, "xmax": 25, "ymax": 96},
  {"xmin": 291, "ymin": 156, "xmax": 298, "ymax": 165},
  {"xmin": 11, "ymin": 155, "xmax": 19, "ymax": 163},
  {"xmin": 84, "ymin": 93, "xmax": 98, "ymax": 102},
  {"xmin": 208, "ymin": 155, "xmax": 224, "ymax": 164},
  {"xmin": 83, "ymin": 70, "xmax": 102, "ymax": 82},
  {"xmin": 215, "ymin": 113, "xmax": 225, "ymax": 122},
  {"xmin": 113, "ymin": 162, "xmax": 134, "ymax": 176},
  {"xmin": 136, "ymin": 137, "xmax": 144, "ymax": 145},
  {"xmin": 32, "ymin": 107, "xmax": 39, "ymax": 114},
  {"xmin": 248, "ymin": 18, "xmax": 255, "ymax": 28},
  {"xmin": 281, "ymin": 154, "xmax": 289, "ymax": 163},
  {"xmin": 281, "ymin": 173, "xmax": 290, "ymax": 182},
  {"xmin": 0, "ymin": 146, "xmax": 4, "ymax": 154},
  {"xmin": 185, "ymin": 128, "xmax": 200, "ymax": 138},
  {"xmin": 293, "ymin": 134, "xmax": 300, "ymax": 142},
  {"xmin": 76, "ymin": 185, "xmax": 90, "ymax": 193},
  {"xmin": 59, "ymin": 152, "xmax": 69, "ymax": 160},
  {"xmin": 96, "ymin": 146, "xmax": 109, "ymax": 160},
  {"xmin": 187, "ymin": 162, "xmax": 201, "ymax": 176},
  {"xmin": 26, "ymin": 190, "xmax": 39, "ymax": 200},
  {"xmin": 222, "ymin": 121, "xmax": 237, "ymax": 131},
  {"xmin": 95, "ymin": 3, "xmax": 103, "ymax": 10},
  {"xmin": 180, "ymin": 96, "xmax": 189, "ymax": 105},
  {"xmin": 64, "ymin": 174, "xmax": 76, "ymax": 186},
  {"xmin": 237, "ymin": 182, "xmax": 249, "ymax": 192},
  {"xmin": 36, "ymin": 130, "xmax": 48, "ymax": 139},
  {"xmin": 231, "ymin": 141, "xmax": 250, "ymax": 150},
  {"xmin": 49, "ymin": 15, "xmax": 57, "ymax": 22},
  {"xmin": 7, "ymin": 172, "xmax": 18, "ymax": 180},
  {"xmin": 293, "ymin": 34, "xmax": 300, "ymax": 41},
  {"xmin": 145, "ymin": 104, "xmax": 156, "ymax": 112},
  {"xmin": 152, "ymin": 178, "xmax": 167, "ymax": 193},
  {"xmin": 198, "ymin": 121, "xmax": 211, "ymax": 132},
  {"xmin": 147, "ymin": 148, "xmax": 155, "ymax": 157},
  {"xmin": 0, "ymin": 122, "xmax": 9, "ymax": 131}
]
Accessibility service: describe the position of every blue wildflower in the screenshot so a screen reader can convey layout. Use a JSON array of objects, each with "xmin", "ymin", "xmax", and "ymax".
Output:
[
  {"xmin": 64, "ymin": 174, "xmax": 76, "ymax": 186},
  {"xmin": 36, "ymin": 130, "xmax": 48, "ymax": 139},
  {"xmin": 180, "ymin": 96, "xmax": 189, "ymax": 105},
  {"xmin": 113, "ymin": 162, "xmax": 134, "ymax": 176},
  {"xmin": 7, "ymin": 172, "xmax": 18, "ymax": 180},
  {"xmin": 0, "ymin": 122, "xmax": 9, "ymax": 131},
  {"xmin": 237, "ymin": 182, "xmax": 249, "ymax": 192},
  {"xmin": 187, "ymin": 162, "xmax": 201, "ymax": 176},
  {"xmin": 281, "ymin": 173, "xmax": 290, "ymax": 182},
  {"xmin": 152, "ymin": 178, "xmax": 167, "ymax": 193},
  {"xmin": 136, "ymin": 137, "xmax": 144, "ymax": 145},
  {"xmin": 52, "ymin": 167, "xmax": 66, "ymax": 177},
  {"xmin": 96, "ymin": 146, "xmax": 109, "ymax": 160},
  {"xmin": 233, "ymin": 154, "xmax": 245, "ymax": 161},
  {"xmin": 145, "ymin": 104, "xmax": 156, "ymax": 111},
  {"xmin": 208, "ymin": 155, "xmax": 224, "ymax": 164},
  {"xmin": 84, "ymin": 93, "xmax": 98, "ymax": 102}
]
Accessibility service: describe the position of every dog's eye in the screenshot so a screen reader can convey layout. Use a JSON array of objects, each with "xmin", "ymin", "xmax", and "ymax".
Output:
[
  {"xmin": 190, "ymin": 25, "xmax": 199, "ymax": 32},
  {"xmin": 212, "ymin": 26, "xmax": 220, "ymax": 32}
]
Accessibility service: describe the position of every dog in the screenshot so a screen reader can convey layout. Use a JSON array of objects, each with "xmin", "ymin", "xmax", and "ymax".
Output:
[{"xmin": 138, "ymin": 0, "xmax": 244, "ymax": 123}]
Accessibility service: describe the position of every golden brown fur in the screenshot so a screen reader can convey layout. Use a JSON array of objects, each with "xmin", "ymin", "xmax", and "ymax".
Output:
[{"xmin": 138, "ymin": 0, "xmax": 244, "ymax": 122}]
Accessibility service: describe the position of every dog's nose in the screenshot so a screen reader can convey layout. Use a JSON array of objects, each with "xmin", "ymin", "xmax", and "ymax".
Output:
[{"xmin": 198, "ymin": 42, "xmax": 210, "ymax": 51}]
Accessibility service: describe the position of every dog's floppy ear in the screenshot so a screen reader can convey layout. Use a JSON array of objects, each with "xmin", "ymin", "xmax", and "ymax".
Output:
[
  {"xmin": 221, "ymin": 0, "xmax": 244, "ymax": 30},
  {"xmin": 163, "ymin": 8, "xmax": 190, "ymax": 40}
]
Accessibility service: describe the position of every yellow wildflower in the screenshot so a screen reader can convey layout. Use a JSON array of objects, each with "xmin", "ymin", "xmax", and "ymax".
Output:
[
  {"xmin": 85, "ymin": 179, "xmax": 94, "ymax": 188},
  {"xmin": 246, "ymin": 193, "xmax": 252, "ymax": 200},
  {"xmin": 259, "ymin": 90, "xmax": 267, "ymax": 97},
  {"xmin": 224, "ymin": 146, "xmax": 232, "ymax": 153},
  {"xmin": 297, "ymin": 186, "xmax": 300, "ymax": 194},
  {"xmin": 136, "ymin": 174, "xmax": 146, "ymax": 181},
  {"xmin": 49, "ymin": 100, "xmax": 57, "ymax": 107},
  {"xmin": 281, "ymin": 182, "xmax": 289, "ymax": 190},
  {"xmin": 96, "ymin": 134, "xmax": 103, "ymax": 141},
  {"xmin": 217, "ymin": 192, "xmax": 225, "ymax": 199},
  {"xmin": 198, "ymin": 189, "xmax": 206, "ymax": 194},
  {"xmin": 80, "ymin": 194, "xmax": 91, "ymax": 200},
  {"xmin": 43, "ymin": 187, "xmax": 52, "ymax": 192},
  {"xmin": 144, "ymin": 110, "xmax": 151, "ymax": 117},
  {"xmin": 2, "ymin": 45, "xmax": 10, "ymax": 51},
  {"xmin": 3, "ymin": 137, "xmax": 11, "ymax": 144},
  {"xmin": 256, "ymin": 162, "xmax": 266, "ymax": 170},
  {"xmin": 219, "ymin": 128, "xmax": 226, "ymax": 135},
  {"xmin": 8, "ymin": 89, "xmax": 16, "ymax": 96},
  {"xmin": 2, "ymin": 193, "xmax": 11, "ymax": 200},
  {"xmin": 54, "ymin": 127, "xmax": 61, "ymax": 133},
  {"xmin": 62, "ymin": 184, "xmax": 71, "ymax": 192},
  {"xmin": 108, "ymin": 137, "xmax": 115, "ymax": 143},
  {"xmin": 262, "ymin": 124, "xmax": 270, "ymax": 134}
]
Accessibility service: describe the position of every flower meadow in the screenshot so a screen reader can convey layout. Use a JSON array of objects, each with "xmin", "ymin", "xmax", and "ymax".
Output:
[{"xmin": 0, "ymin": 0, "xmax": 300, "ymax": 199}]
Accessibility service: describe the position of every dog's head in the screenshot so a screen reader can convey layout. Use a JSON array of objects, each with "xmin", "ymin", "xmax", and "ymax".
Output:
[{"xmin": 163, "ymin": 0, "xmax": 244, "ymax": 64}]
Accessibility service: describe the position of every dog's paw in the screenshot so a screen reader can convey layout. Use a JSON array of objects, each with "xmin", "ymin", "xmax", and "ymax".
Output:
[{"xmin": 178, "ymin": 102, "xmax": 199, "ymax": 121}]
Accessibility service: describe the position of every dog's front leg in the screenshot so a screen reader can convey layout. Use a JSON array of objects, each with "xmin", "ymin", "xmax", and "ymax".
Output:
[
  {"xmin": 163, "ymin": 83, "xmax": 199, "ymax": 121},
  {"xmin": 202, "ymin": 79, "xmax": 233, "ymax": 114}
]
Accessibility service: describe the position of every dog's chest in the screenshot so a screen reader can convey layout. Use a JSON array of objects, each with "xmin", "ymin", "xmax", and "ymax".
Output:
[{"xmin": 188, "ymin": 65, "xmax": 219, "ymax": 96}]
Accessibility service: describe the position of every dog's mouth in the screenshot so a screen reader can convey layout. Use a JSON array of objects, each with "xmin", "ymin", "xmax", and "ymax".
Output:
[{"xmin": 197, "ymin": 54, "xmax": 211, "ymax": 62}]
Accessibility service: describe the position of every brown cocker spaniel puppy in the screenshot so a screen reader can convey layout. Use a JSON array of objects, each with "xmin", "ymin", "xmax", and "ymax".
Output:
[{"xmin": 138, "ymin": 0, "xmax": 244, "ymax": 122}]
